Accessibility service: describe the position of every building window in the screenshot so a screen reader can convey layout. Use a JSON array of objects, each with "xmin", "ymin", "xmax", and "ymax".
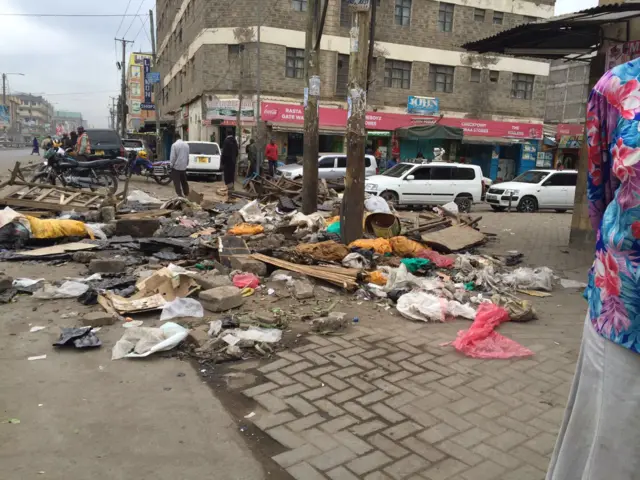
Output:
[
  {"xmin": 286, "ymin": 48, "xmax": 305, "ymax": 79},
  {"xmin": 395, "ymin": 0, "xmax": 411, "ymax": 26},
  {"xmin": 489, "ymin": 70, "xmax": 499, "ymax": 82},
  {"xmin": 438, "ymin": 3, "xmax": 454, "ymax": 32},
  {"xmin": 384, "ymin": 60, "xmax": 411, "ymax": 89},
  {"xmin": 336, "ymin": 54, "xmax": 349, "ymax": 98},
  {"xmin": 512, "ymin": 73, "xmax": 534, "ymax": 99},
  {"xmin": 429, "ymin": 64, "xmax": 454, "ymax": 93},
  {"xmin": 474, "ymin": 8, "xmax": 485, "ymax": 22},
  {"xmin": 340, "ymin": 0, "xmax": 351, "ymax": 27},
  {"xmin": 493, "ymin": 11, "xmax": 504, "ymax": 25},
  {"xmin": 470, "ymin": 68, "xmax": 481, "ymax": 83},
  {"xmin": 292, "ymin": 0, "xmax": 307, "ymax": 11},
  {"xmin": 229, "ymin": 44, "xmax": 241, "ymax": 58},
  {"xmin": 523, "ymin": 15, "xmax": 536, "ymax": 23}
]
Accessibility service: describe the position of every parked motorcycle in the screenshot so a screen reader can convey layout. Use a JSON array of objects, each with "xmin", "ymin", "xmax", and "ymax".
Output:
[
  {"xmin": 117, "ymin": 150, "xmax": 172, "ymax": 185},
  {"xmin": 32, "ymin": 148, "xmax": 123, "ymax": 194}
]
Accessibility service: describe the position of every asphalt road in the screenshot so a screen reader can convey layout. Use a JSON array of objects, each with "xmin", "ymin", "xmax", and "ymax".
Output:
[{"xmin": 0, "ymin": 148, "xmax": 38, "ymax": 174}]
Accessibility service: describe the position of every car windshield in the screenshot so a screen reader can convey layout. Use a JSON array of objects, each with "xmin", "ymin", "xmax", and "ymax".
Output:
[
  {"xmin": 512, "ymin": 171, "xmax": 550, "ymax": 184},
  {"xmin": 188, "ymin": 142, "xmax": 220, "ymax": 155},
  {"xmin": 123, "ymin": 139, "xmax": 143, "ymax": 148},
  {"xmin": 383, "ymin": 164, "xmax": 414, "ymax": 178},
  {"xmin": 88, "ymin": 130, "xmax": 120, "ymax": 146}
]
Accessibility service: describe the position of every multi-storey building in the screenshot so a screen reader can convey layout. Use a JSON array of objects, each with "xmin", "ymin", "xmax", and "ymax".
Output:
[
  {"xmin": 11, "ymin": 94, "xmax": 54, "ymax": 137},
  {"xmin": 156, "ymin": 0, "xmax": 555, "ymax": 179}
]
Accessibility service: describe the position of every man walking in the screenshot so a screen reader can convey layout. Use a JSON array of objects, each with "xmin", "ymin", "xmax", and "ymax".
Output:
[
  {"xmin": 265, "ymin": 138, "xmax": 278, "ymax": 177},
  {"xmin": 169, "ymin": 133, "xmax": 190, "ymax": 197},
  {"xmin": 246, "ymin": 138, "xmax": 257, "ymax": 177},
  {"xmin": 221, "ymin": 130, "xmax": 239, "ymax": 191}
]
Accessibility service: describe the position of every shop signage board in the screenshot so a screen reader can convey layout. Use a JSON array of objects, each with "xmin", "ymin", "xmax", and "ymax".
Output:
[
  {"xmin": 348, "ymin": 0, "xmax": 370, "ymax": 10},
  {"xmin": 148, "ymin": 72, "xmax": 161, "ymax": 84},
  {"xmin": 206, "ymin": 98, "xmax": 254, "ymax": 120},
  {"xmin": 261, "ymin": 102, "xmax": 543, "ymax": 139},
  {"xmin": 407, "ymin": 96, "xmax": 439, "ymax": 116},
  {"xmin": 557, "ymin": 124, "xmax": 584, "ymax": 136},
  {"xmin": 606, "ymin": 41, "xmax": 640, "ymax": 70}
]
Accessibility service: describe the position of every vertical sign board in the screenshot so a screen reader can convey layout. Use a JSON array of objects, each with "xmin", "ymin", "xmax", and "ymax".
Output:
[{"xmin": 141, "ymin": 58, "xmax": 155, "ymax": 111}]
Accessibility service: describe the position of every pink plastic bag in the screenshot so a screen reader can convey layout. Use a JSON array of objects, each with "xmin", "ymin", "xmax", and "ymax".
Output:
[
  {"xmin": 233, "ymin": 273, "xmax": 260, "ymax": 289},
  {"xmin": 449, "ymin": 303, "xmax": 534, "ymax": 359},
  {"xmin": 416, "ymin": 249, "xmax": 454, "ymax": 268}
]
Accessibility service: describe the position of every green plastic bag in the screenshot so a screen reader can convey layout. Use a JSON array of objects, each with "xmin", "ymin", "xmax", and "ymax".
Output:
[
  {"xmin": 400, "ymin": 258, "xmax": 430, "ymax": 273},
  {"xmin": 326, "ymin": 221, "xmax": 341, "ymax": 235}
]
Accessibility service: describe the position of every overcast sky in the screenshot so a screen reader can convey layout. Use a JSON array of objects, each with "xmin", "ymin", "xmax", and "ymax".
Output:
[{"xmin": 0, "ymin": 0, "xmax": 596, "ymax": 128}]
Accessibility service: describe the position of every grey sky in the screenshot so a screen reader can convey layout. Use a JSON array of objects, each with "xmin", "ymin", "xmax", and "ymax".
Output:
[
  {"xmin": 0, "ymin": 0, "xmax": 154, "ymax": 128},
  {"xmin": 0, "ymin": 0, "xmax": 597, "ymax": 128}
]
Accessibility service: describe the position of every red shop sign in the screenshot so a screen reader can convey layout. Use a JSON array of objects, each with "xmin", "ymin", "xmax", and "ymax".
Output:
[
  {"xmin": 557, "ymin": 123, "xmax": 584, "ymax": 136},
  {"xmin": 261, "ymin": 102, "xmax": 543, "ymax": 139}
]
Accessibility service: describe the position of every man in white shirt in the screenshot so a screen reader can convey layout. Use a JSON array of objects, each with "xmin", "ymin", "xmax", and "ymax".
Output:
[{"xmin": 169, "ymin": 133, "xmax": 190, "ymax": 197}]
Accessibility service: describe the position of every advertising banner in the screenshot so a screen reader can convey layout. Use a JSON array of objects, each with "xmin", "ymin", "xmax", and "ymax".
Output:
[{"xmin": 407, "ymin": 96, "xmax": 439, "ymax": 116}]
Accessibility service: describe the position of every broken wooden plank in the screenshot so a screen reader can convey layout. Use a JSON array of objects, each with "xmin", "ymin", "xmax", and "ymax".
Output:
[
  {"xmin": 34, "ymin": 188, "xmax": 54, "ymax": 202},
  {"xmin": 16, "ymin": 242, "xmax": 98, "ymax": 257},
  {"xmin": 60, "ymin": 191, "xmax": 83, "ymax": 206},
  {"xmin": 421, "ymin": 225, "xmax": 485, "ymax": 253},
  {"xmin": 117, "ymin": 208, "xmax": 173, "ymax": 220},
  {"xmin": 17, "ymin": 186, "xmax": 40, "ymax": 199},
  {"xmin": 0, "ymin": 197, "xmax": 92, "ymax": 212}
]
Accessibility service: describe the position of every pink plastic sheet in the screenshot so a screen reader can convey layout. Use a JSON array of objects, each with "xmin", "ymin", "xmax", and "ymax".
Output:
[
  {"xmin": 232, "ymin": 273, "xmax": 260, "ymax": 289},
  {"xmin": 449, "ymin": 303, "xmax": 534, "ymax": 359},
  {"xmin": 416, "ymin": 249, "xmax": 454, "ymax": 268}
]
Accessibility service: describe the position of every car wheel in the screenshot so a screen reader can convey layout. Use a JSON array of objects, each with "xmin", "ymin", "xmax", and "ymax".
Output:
[
  {"xmin": 518, "ymin": 196, "xmax": 538, "ymax": 213},
  {"xmin": 455, "ymin": 195, "xmax": 473, "ymax": 213},
  {"xmin": 490, "ymin": 206, "xmax": 506, "ymax": 212},
  {"xmin": 380, "ymin": 190, "xmax": 399, "ymax": 207},
  {"xmin": 555, "ymin": 209, "xmax": 568, "ymax": 213}
]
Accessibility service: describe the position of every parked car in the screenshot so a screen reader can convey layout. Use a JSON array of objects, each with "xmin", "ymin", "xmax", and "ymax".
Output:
[
  {"xmin": 485, "ymin": 169, "xmax": 578, "ymax": 213},
  {"xmin": 122, "ymin": 138, "xmax": 147, "ymax": 157},
  {"xmin": 276, "ymin": 154, "xmax": 378, "ymax": 181},
  {"xmin": 185, "ymin": 141, "xmax": 222, "ymax": 176},
  {"xmin": 364, "ymin": 162, "xmax": 483, "ymax": 212},
  {"xmin": 86, "ymin": 129, "xmax": 125, "ymax": 159}
]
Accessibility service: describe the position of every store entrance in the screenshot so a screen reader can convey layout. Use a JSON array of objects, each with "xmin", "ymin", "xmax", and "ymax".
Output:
[{"xmin": 287, "ymin": 133, "xmax": 304, "ymax": 157}]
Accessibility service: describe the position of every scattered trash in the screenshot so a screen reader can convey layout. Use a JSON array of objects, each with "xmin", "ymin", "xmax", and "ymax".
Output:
[
  {"xmin": 342, "ymin": 252, "xmax": 372, "ymax": 269},
  {"xmin": 28, "ymin": 355, "xmax": 47, "ymax": 361},
  {"xmin": 53, "ymin": 327, "xmax": 102, "ymax": 349},
  {"xmin": 127, "ymin": 190, "xmax": 162, "ymax": 204},
  {"xmin": 502, "ymin": 267, "xmax": 554, "ymax": 292},
  {"xmin": 349, "ymin": 238, "xmax": 392, "ymax": 254},
  {"xmin": 160, "ymin": 297, "xmax": 204, "ymax": 321},
  {"xmin": 364, "ymin": 196, "xmax": 391, "ymax": 213},
  {"xmin": 400, "ymin": 257, "xmax": 431, "ymax": 273},
  {"xmin": 123, "ymin": 320, "xmax": 144, "ymax": 328},
  {"xmin": 229, "ymin": 223, "xmax": 264, "ymax": 236},
  {"xmin": 112, "ymin": 322, "xmax": 189, "ymax": 359},
  {"xmin": 232, "ymin": 273, "xmax": 260, "ymax": 289},
  {"xmin": 244, "ymin": 412, "xmax": 256, "ymax": 419},
  {"xmin": 396, "ymin": 291, "xmax": 475, "ymax": 322},
  {"xmin": 29, "ymin": 326, "xmax": 46, "ymax": 333},
  {"xmin": 311, "ymin": 312, "xmax": 350, "ymax": 333},
  {"xmin": 33, "ymin": 281, "xmax": 89, "ymax": 299},
  {"xmin": 3, "ymin": 418, "xmax": 20, "ymax": 424},
  {"xmin": 560, "ymin": 278, "xmax": 587, "ymax": 289}
]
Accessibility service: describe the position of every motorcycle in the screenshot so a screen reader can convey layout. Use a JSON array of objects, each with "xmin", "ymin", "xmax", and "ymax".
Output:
[
  {"xmin": 32, "ymin": 148, "xmax": 123, "ymax": 194},
  {"xmin": 117, "ymin": 151, "xmax": 172, "ymax": 185}
]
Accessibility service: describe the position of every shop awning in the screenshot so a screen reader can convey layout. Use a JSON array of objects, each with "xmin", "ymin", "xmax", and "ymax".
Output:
[
  {"xmin": 395, "ymin": 124, "xmax": 463, "ymax": 140},
  {"xmin": 270, "ymin": 123, "xmax": 346, "ymax": 136},
  {"xmin": 462, "ymin": 3, "xmax": 640, "ymax": 60},
  {"xmin": 461, "ymin": 136, "xmax": 521, "ymax": 145}
]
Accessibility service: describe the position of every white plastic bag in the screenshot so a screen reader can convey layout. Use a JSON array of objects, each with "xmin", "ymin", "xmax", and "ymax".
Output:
[
  {"xmin": 289, "ymin": 212, "xmax": 325, "ymax": 231},
  {"xmin": 127, "ymin": 190, "xmax": 162, "ymax": 204},
  {"xmin": 226, "ymin": 326, "xmax": 282, "ymax": 343},
  {"xmin": 396, "ymin": 291, "xmax": 475, "ymax": 322},
  {"xmin": 85, "ymin": 223, "xmax": 108, "ymax": 240},
  {"xmin": 13, "ymin": 278, "xmax": 45, "ymax": 288},
  {"xmin": 208, "ymin": 319, "xmax": 222, "ymax": 336},
  {"xmin": 560, "ymin": 278, "xmax": 587, "ymax": 289},
  {"xmin": 342, "ymin": 252, "xmax": 371, "ymax": 269},
  {"xmin": 364, "ymin": 196, "xmax": 391, "ymax": 214},
  {"xmin": 239, "ymin": 200, "xmax": 265, "ymax": 223},
  {"xmin": 33, "ymin": 281, "xmax": 89, "ymax": 299},
  {"xmin": 160, "ymin": 297, "xmax": 204, "ymax": 321},
  {"xmin": 502, "ymin": 267, "xmax": 554, "ymax": 292},
  {"xmin": 112, "ymin": 322, "xmax": 189, "ymax": 359}
]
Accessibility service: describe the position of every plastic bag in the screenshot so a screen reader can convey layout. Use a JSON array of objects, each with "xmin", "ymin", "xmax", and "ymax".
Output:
[
  {"xmin": 401, "ymin": 258, "xmax": 431, "ymax": 273},
  {"xmin": 233, "ymin": 273, "xmax": 260, "ymax": 289},
  {"xmin": 26, "ymin": 216, "xmax": 94, "ymax": 240},
  {"xmin": 438, "ymin": 201, "xmax": 459, "ymax": 215},
  {"xmin": 326, "ymin": 221, "xmax": 341, "ymax": 235},
  {"xmin": 223, "ymin": 326, "xmax": 282, "ymax": 344},
  {"xmin": 368, "ymin": 271, "xmax": 388, "ymax": 286},
  {"xmin": 295, "ymin": 240, "xmax": 350, "ymax": 262},
  {"xmin": 33, "ymin": 281, "xmax": 89, "ymax": 299},
  {"xmin": 501, "ymin": 267, "xmax": 553, "ymax": 292},
  {"xmin": 365, "ymin": 196, "xmax": 391, "ymax": 213},
  {"xmin": 383, "ymin": 264, "xmax": 440, "ymax": 292},
  {"xmin": 85, "ymin": 223, "xmax": 108, "ymax": 240},
  {"xmin": 416, "ymin": 249, "xmax": 454, "ymax": 268},
  {"xmin": 389, "ymin": 236, "xmax": 425, "ymax": 257},
  {"xmin": 112, "ymin": 322, "xmax": 189, "ymax": 359},
  {"xmin": 448, "ymin": 303, "xmax": 534, "ymax": 359},
  {"xmin": 160, "ymin": 297, "xmax": 204, "ymax": 321},
  {"xmin": 239, "ymin": 200, "xmax": 265, "ymax": 223},
  {"xmin": 396, "ymin": 291, "xmax": 475, "ymax": 322},
  {"xmin": 349, "ymin": 238, "xmax": 392, "ymax": 255},
  {"xmin": 289, "ymin": 212, "xmax": 326, "ymax": 231},
  {"xmin": 342, "ymin": 252, "xmax": 371, "ymax": 269},
  {"xmin": 228, "ymin": 223, "xmax": 264, "ymax": 235},
  {"xmin": 560, "ymin": 278, "xmax": 587, "ymax": 289},
  {"xmin": 127, "ymin": 190, "xmax": 161, "ymax": 204}
]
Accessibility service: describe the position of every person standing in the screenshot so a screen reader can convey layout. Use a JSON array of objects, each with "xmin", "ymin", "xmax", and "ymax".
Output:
[
  {"xmin": 75, "ymin": 126, "xmax": 91, "ymax": 161},
  {"xmin": 41, "ymin": 135, "xmax": 53, "ymax": 151},
  {"xmin": 221, "ymin": 131, "xmax": 239, "ymax": 190},
  {"xmin": 169, "ymin": 133, "xmax": 190, "ymax": 197},
  {"xmin": 265, "ymin": 138, "xmax": 278, "ymax": 177},
  {"xmin": 246, "ymin": 138, "xmax": 257, "ymax": 177},
  {"xmin": 69, "ymin": 131, "xmax": 78, "ymax": 150},
  {"xmin": 546, "ymin": 56, "xmax": 640, "ymax": 480},
  {"xmin": 31, "ymin": 137, "xmax": 39, "ymax": 156}
]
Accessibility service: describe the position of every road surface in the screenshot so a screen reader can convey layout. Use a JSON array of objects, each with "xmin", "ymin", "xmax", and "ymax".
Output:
[{"xmin": 0, "ymin": 148, "xmax": 38, "ymax": 174}]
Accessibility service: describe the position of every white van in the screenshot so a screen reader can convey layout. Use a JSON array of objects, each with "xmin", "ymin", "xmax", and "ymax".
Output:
[
  {"xmin": 277, "ymin": 154, "xmax": 378, "ymax": 181},
  {"xmin": 364, "ymin": 162, "xmax": 483, "ymax": 212},
  {"xmin": 185, "ymin": 141, "xmax": 222, "ymax": 176}
]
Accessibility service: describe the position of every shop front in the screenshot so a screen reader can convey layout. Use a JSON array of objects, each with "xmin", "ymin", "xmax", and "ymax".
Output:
[{"xmin": 555, "ymin": 123, "xmax": 583, "ymax": 169}]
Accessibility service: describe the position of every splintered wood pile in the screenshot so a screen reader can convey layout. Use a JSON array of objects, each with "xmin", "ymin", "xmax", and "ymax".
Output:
[{"xmin": 244, "ymin": 175, "xmax": 339, "ymax": 203}]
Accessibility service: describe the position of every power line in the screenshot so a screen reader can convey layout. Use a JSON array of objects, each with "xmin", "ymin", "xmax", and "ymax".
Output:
[
  {"xmin": 115, "ymin": 0, "xmax": 134, "ymax": 37},
  {"xmin": 122, "ymin": 0, "xmax": 147, "ymax": 39},
  {"xmin": 0, "ymin": 13, "xmax": 144, "ymax": 17},
  {"xmin": 131, "ymin": 14, "xmax": 150, "ymax": 47}
]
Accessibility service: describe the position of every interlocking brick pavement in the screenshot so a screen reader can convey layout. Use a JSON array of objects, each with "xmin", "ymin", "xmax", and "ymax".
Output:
[{"xmin": 232, "ymin": 211, "xmax": 591, "ymax": 479}]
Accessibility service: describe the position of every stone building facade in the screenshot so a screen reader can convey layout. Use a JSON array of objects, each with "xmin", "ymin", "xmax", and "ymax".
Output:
[{"xmin": 545, "ymin": 60, "xmax": 590, "ymax": 125}]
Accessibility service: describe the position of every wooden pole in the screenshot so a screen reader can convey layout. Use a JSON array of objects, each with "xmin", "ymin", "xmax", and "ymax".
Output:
[{"xmin": 340, "ymin": 3, "xmax": 371, "ymax": 244}]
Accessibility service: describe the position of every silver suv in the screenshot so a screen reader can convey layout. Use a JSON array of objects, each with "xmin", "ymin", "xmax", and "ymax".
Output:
[{"xmin": 277, "ymin": 154, "xmax": 378, "ymax": 180}]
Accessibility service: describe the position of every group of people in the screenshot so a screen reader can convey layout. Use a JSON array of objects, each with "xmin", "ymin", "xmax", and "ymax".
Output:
[{"xmin": 30, "ymin": 127, "xmax": 90, "ymax": 159}]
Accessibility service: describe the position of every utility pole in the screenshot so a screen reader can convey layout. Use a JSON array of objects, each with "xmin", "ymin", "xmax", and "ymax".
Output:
[
  {"xmin": 109, "ymin": 96, "xmax": 117, "ymax": 130},
  {"xmin": 115, "ymin": 38, "xmax": 134, "ymax": 139},
  {"xmin": 255, "ymin": 13, "xmax": 262, "ymax": 176},
  {"xmin": 340, "ymin": 2, "xmax": 371, "ymax": 244},
  {"xmin": 149, "ymin": 8, "xmax": 162, "ymax": 159},
  {"xmin": 2, "ymin": 74, "xmax": 6, "ymax": 107},
  {"xmin": 236, "ymin": 45, "xmax": 244, "ymax": 157}
]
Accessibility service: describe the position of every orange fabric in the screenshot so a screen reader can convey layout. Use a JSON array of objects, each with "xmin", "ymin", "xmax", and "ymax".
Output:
[
  {"xmin": 348, "ymin": 238, "xmax": 392, "ymax": 255},
  {"xmin": 228, "ymin": 223, "xmax": 265, "ymax": 235},
  {"xmin": 389, "ymin": 236, "xmax": 425, "ymax": 257}
]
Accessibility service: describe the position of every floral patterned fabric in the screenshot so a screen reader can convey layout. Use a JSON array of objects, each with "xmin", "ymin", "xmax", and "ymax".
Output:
[{"xmin": 586, "ymin": 59, "xmax": 640, "ymax": 353}]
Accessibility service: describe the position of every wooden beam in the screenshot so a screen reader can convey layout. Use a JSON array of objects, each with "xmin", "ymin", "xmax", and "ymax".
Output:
[
  {"xmin": 34, "ymin": 188, "xmax": 54, "ymax": 201},
  {"xmin": 0, "ymin": 197, "xmax": 91, "ymax": 212},
  {"xmin": 61, "ymin": 191, "xmax": 83, "ymax": 206}
]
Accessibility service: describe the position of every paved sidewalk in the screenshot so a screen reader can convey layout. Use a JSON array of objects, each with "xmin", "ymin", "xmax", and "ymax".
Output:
[{"xmin": 226, "ymin": 211, "xmax": 591, "ymax": 479}]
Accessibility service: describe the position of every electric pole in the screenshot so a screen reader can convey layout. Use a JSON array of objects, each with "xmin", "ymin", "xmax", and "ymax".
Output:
[
  {"xmin": 255, "ymin": 12, "xmax": 262, "ymax": 176},
  {"xmin": 115, "ymin": 38, "xmax": 134, "ymax": 139},
  {"xmin": 149, "ymin": 9, "xmax": 162, "ymax": 158},
  {"xmin": 236, "ymin": 45, "xmax": 244, "ymax": 159},
  {"xmin": 109, "ymin": 96, "xmax": 117, "ymax": 130},
  {"xmin": 340, "ymin": 2, "xmax": 371, "ymax": 244}
]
